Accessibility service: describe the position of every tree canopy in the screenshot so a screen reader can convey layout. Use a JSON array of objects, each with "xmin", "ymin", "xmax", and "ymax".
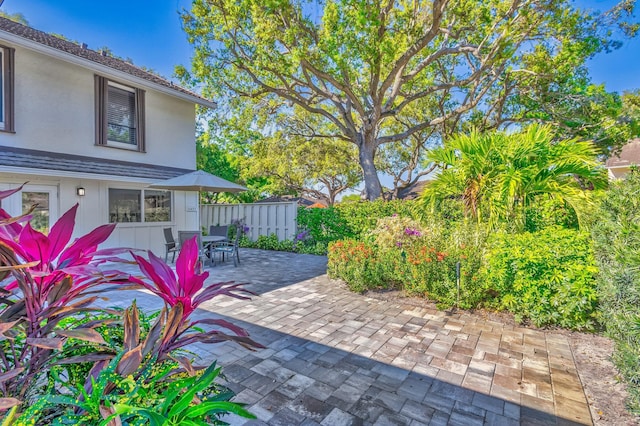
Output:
[{"xmin": 181, "ymin": 0, "xmax": 637, "ymax": 200}]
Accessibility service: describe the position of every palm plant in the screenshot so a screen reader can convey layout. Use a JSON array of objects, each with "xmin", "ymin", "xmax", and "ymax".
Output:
[{"xmin": 421, "ymin": 124, "xmax": 606, "ymax": 229}]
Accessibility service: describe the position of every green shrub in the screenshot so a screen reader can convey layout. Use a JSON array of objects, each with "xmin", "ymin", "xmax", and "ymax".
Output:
[
  {"xmin": 336, "ymin": 199, "xmax": 417, "ymax": 238},
  {"xmin": 523, "ymin": 196, "xmax": 579, "ymax": 232},
  {"xmin": 591, "ymin": 169, "xmax": 640, "ymax": 413},
  {"xmin": 482, "ymin": 227, "xmax": 599, "ymax": 330},
  {"xmin": 328, "ymin": 216, "xmax": 487, "ymax": 307},
  {"xmin": 297, "ymin": 207, "xmax": 354, "ymax": 244},
  {"xmin": 328, "ymin": 240, "xmax": 389, "ymax": 292}
]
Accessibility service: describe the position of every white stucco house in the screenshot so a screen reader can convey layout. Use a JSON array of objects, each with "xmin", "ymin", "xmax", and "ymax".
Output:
[
  {"xmin": 605, "ymin": 138, "xmax": 640, "ymax": 180},
  {"xmin": 0, "ymin": 17, "xmax": 215, "ymax": 255}
]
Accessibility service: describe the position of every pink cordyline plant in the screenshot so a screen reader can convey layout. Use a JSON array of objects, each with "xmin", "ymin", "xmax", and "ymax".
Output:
[
  {"xmin": 129, "ymin": 237, "xmax": 252, "ymax": 318},
  {"xmin": 0, "ymin": 204, "xmax": 125, "ymax": 313}
]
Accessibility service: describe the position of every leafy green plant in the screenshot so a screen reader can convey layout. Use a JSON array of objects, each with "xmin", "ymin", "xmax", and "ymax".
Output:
[
  {"xmin": 328, "ymin": 240, "xmax": 387, "ymax": 293},
  {"xmin": 110, "ymin": 361, "xmax": 254, "ymax": 425},
  {"xmin": 482, "ymin": 227, "xmax": 599, "ymax": 329},
  {"xmin": 590, "ymin": 169, "xmax": 640, "ymax": 412},
  {"xmin": 421, "ymin": 124, "xmax": 606, "ymax": 230}
]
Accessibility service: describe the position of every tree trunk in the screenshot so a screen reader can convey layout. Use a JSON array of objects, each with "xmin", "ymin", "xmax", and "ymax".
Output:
[{"xmin": 358, "ymin": 135, "xmax": 383, "ymax": 200}]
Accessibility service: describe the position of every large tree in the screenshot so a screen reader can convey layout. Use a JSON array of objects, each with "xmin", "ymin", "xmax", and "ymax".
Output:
[
  {"xmin": 181, "ymin": 0, "xmax": 636, "ymax": 200},
  {"xmin": 247, "ymin": 132, "xmax": 361, "ymax": 205}
]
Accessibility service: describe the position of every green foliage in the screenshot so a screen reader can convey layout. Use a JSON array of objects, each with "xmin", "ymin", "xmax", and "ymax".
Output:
[
  {"xmin": 328, "ymin": 217, "xmax": 487, "ymax": 308},
  {"xmin": 297, "ymin": 207, "xmax": 354, "ymax": 244},
  {"xmin": 482, "ymin": 227, "xmax": 599, "ymax": 330},
  {"xmin": 591, "ymin": 169, "xmax": 640, "ymax": 412},
  {"xmin": 335, "ymin": 200, "xmax": 418, "ymax": 239},
  {"xmin": 327, "ymin": 240, "xmax": 387, "ymax": 293},
  {"xmin": 422, "ymin": 124, "xmax": 606, "ymax": 229},
  {"xmin": 182, "ymin": 0, "xmax": 631, "ymax": 200},
  {"xmin": 240, "ymin": 234, "xmax": 300, "ymax": 253},
  {"xmin": 523, "ymin": 196, "xmax": 580, "ymax": 232},
  {"xmin": 243, "ymin": 120, "xmax": 362, "ymax": 204}
]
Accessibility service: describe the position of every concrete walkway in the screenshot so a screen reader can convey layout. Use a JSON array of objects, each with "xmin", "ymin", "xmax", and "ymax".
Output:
[{"xmin": 107, "ymin": 249, "xmax": 592, "ymax": 425}]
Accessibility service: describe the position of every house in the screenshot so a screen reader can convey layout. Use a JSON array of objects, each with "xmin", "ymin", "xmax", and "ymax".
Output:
[
  {"xmin": 606, "ymin": 138, "xmax": 640, "ymax": 180},
  {"xmin": 256, "ymin": 195, "xmax": 329, "ymax": 208},
  {"xmin": 397, "ymin": 180, "xmax": 430, "ymax": 200},
  {"xmin": 0, "ymin": 17, "xmax": 215, "ymax": 255}
]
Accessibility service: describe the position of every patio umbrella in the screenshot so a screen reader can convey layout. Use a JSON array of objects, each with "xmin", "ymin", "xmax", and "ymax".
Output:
[
  {"xmin": 148, "ymin": 170, "xmax": 247, "ymax": 193},
  {"xmin": 148, "ymin": 170, "xmax": 247, "ymax": 232}
]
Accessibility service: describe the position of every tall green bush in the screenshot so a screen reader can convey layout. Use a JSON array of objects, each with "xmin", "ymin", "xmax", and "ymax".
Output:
[
  {"xmin": 591, "ymin": 169, "xmax": 640, "ymax": 413},
  {"xmin": 336, "ymin": 200, "xmax": 417, "ymax": 238},
  {"xmin": 482, "ymin": 227, "xmax": 599, "ymax": 330}
]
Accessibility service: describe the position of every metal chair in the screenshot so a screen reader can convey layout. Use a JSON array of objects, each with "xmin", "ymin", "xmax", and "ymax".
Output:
[
  {"xmin": 209, "ymin": 225, "xmax": 229, "ymax": 240},
  {"xmin": 211, "ymin": 226, "xmax": 241, "ymax": 267},
  {"xmin": 163, "ymin": 228, "xmax": 179, "ymax": 263},
  {"xmin": 177, "ymin": 231, "xmax": 209, "ymax": 267}
]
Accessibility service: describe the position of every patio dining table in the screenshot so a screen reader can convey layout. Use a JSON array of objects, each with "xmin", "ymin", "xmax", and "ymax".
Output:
[{"xmin": 202, "ymin": 235, "xmax": 229, "ymax": 265}]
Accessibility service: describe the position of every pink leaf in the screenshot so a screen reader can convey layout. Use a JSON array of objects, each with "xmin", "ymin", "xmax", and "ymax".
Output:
[
  {"xmin": 0, "ymin": 397, "xmax": 21, "ymax": 411},
  {"xmin": 131, "ymin": 253, "xmax": 178, "ymax": 303},
  {"xmin": 0, "ymin": 184, "xmax": 25, "ymax": 200},
  {"xmin": 175, "ymin": 237, "xmax": 209, "ymax": 297},
  {"xmin": 58, "ymin": 224, "xmax": 116, "ymax": 267},
  {"xmin": 47, "ymin": 204, "xmax": 78, "ymax": 261},
  {"xmin": 18, "ymin": 223, "xmax": 49, "ymax": 266}
]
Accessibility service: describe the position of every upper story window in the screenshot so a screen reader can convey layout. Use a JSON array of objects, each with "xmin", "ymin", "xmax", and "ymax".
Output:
[
  {"xmin": 0, "ymin": 45, "xmax": 15, "ymax": 133},
  {"xmin": 95, "ymin": 75, "xmax": 145, "ymax": 152}
]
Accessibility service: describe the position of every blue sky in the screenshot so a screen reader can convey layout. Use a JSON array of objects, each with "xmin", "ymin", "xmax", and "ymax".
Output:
[{"xmin": 2, "ymin": 0, "xmax": 639, "ymax": 94}]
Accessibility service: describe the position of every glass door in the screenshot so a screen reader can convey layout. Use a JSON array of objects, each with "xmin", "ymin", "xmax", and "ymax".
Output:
[{"xmin": 21, "ymin": 185, "xmax": 59, "ymax": 234}]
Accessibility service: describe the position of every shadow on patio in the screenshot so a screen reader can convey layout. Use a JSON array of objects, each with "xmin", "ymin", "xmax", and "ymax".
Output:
[{"xmin": 101, "ymin": 258, "xmax": 592, "ymax": 426}]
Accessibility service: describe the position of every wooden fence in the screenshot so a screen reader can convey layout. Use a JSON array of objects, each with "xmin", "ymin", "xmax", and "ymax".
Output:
[{"xmin": 200, "ymin": 202, "xmax": 298, "ymax": 241}]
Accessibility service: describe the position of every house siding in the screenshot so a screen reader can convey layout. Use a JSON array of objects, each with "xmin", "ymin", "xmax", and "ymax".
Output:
[
  {"xmin": 0, "ymin": 42, "xmax": 201, "ymax": 256},
  {"xmin": 1, "ymin": 45, "xmax": 196, "ymax": 169}
]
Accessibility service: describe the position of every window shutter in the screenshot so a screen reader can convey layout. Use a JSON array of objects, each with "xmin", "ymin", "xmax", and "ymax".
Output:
[
  {"xmin": 1, "ymin": 46, "xmax": 15, "ymax": 133},
  {"xmin": 136, "ymin": 88, "xmax": 145, "ymax": 152},
  {"xmin": 94, "ymin": 75, "xmax": 108, "ymax": 145}
]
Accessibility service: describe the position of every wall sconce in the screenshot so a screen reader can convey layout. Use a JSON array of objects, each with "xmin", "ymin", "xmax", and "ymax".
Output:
[{"xmin": 76, "ymin": 187, "xmax": 86, "ymax": 197}]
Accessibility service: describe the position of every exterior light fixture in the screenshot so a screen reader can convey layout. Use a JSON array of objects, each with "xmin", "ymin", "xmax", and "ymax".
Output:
[{"xmin": 76, "ymin": 187, "xmax": 86, "ymax": 196}]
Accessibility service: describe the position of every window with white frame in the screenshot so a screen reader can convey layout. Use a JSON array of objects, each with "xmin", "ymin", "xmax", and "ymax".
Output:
[
  {"xmin": 108, "ymin": 189, "xmax": 171, "ymax": 223},
  {"xmin": 0, "ymin": 44, "xmax": 15, "ymax": 133},
  {"xmin": 95, "ymin": 76, "xmax": 145, "ymax": 151}
]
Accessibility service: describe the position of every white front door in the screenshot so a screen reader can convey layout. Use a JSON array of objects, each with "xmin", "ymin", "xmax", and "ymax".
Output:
[{"xmin": 20, "ymin": 185, "xmax": 59, "ymax": 234}]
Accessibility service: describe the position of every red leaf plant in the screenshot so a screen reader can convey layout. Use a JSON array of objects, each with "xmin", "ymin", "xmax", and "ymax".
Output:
[
  {"xmin": 0, "ymin": 198, "xmax": 129, "ymax": 406},
  {"xmin": 127, "ymin": 237, "xmax": 264, "ymax": 365}
]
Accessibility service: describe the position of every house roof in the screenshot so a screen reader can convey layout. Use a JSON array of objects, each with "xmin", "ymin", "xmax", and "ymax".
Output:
[
  {"xmin": 0, "ymin": 17, "xmax": 215, "ymax": 108},
  {"xmin": 0, "ymin": 146, "xmax": 193, "ymax": 180},
  {"xmin": 256, "ymin": 195, "xmax": 329, "ymax": 207},
  {"xmin": 606, "ymin": 139, "xmax": 640, "ymax": 168},
  {"xmin": 397, "ymin": 180, "xmax": 430, "ymax": 200}
]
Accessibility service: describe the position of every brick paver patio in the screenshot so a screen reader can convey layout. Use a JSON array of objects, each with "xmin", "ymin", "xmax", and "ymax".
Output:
[{"xmin": 107, "ymin": 249, "xmax": 592, "ymax": 425}]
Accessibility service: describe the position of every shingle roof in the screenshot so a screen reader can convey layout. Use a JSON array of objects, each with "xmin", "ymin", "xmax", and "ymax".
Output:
[
  {"xmin": 606, "ymin": 139, "xmax": 640, "ymax": 168},
  {"xmin": 256, "ymin": 195, "xmax": 329, "ymax": 207},
  {"xmin": 0, "ymin": 146, "xmax": 193, "ymax": 180},
  {"xmin": 0, "ymin": 16, "xmax": 211, "ymax": 105},
  {"xmin": 397, "ymin": 180, "xmax": 430, "ymax": 200}
]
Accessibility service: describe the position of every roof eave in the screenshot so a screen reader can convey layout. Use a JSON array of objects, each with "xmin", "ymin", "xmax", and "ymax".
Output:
[{"xmin": 0, "ymin": 30, "xmax": 217, "ymax": 109}]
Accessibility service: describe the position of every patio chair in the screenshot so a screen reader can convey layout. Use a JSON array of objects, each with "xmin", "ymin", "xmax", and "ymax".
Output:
[
  {"xmin": 211, "ymin": 226, "xmax": 242, "ymax": 267},
  {"xmin": 209, "ymin": 225, "xmax": 229, "ymax": 240},
  {"xmin": 163, "ymin": 228, "xmax": 179, "ymax": 263},
  {"xmin": 178, "ymin": 231, "xmax": 209, "ymax": 267}
]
